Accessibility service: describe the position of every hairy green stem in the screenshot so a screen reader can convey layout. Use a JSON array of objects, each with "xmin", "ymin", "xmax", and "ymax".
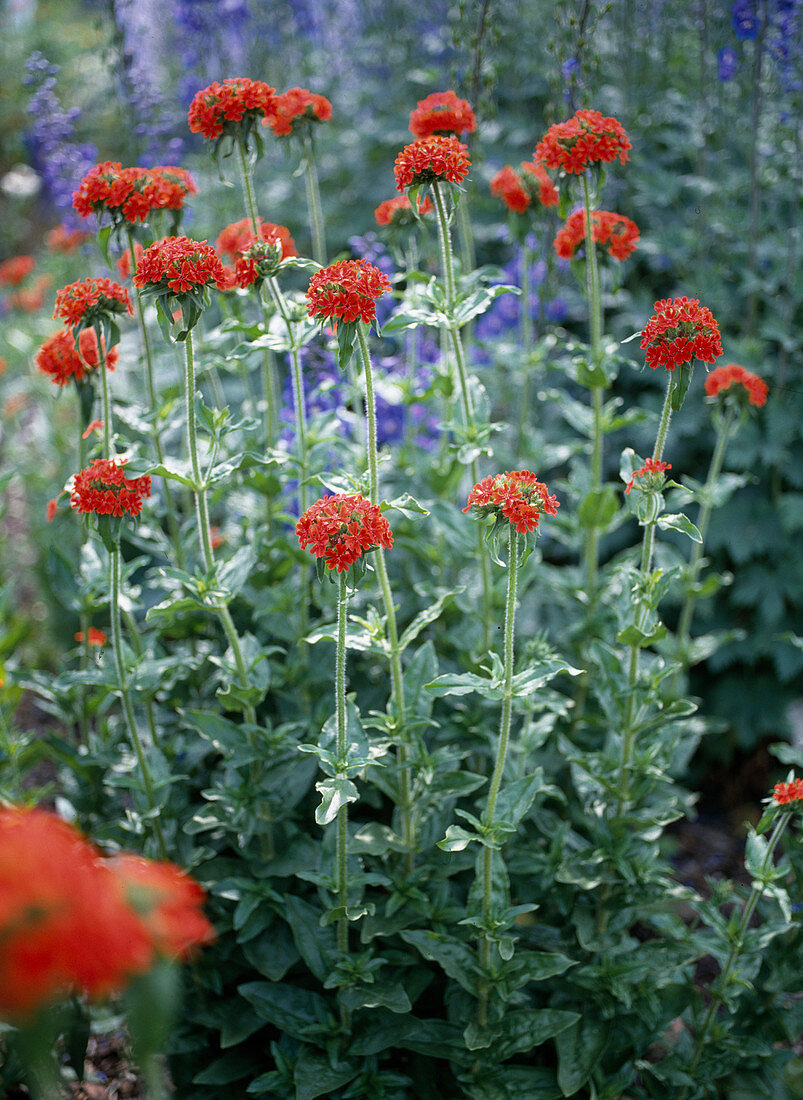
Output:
[
  {"xmin": 99, "ymin": 351, "xmax": 113, "ymax": 460},
  {"xmin": 685, "ymin": 812, "xmax": 791, "ymax": 1088},
  {"xmin": 303, "ymin": 130, "xmax": 327, "ymax": 266},
  {"xmin": 111, "ymin": 539, "xmax": 167, "ymax": 859},
  {"xmin": 581, "ymin": 172, "xmax": 606, "ymax": 599},
  {"xmin": 183, "ymin": 330, "xmax": 257, "ymax": 726},
  {"xmin": 478, "ymin": 524, "xmax": 519, "ymax": 1028},
  {"xmin": 335, "ymin": 571, "xmax": 349, "ymax": 955},
  {"xmin": 356, "ymin": 324, "xmax": 413, "ymax": 868}
]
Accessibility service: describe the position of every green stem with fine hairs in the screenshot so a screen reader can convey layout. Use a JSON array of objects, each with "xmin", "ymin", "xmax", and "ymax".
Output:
[
  {"xmin": 183, "ymin": 329, "xmax": 257, "ymax": 727},
  {"xmin": 303, "ymin": 129, "xmax": 327, "ymax": 266},
  {"xmin": 356, "ymin": 324, "xmax": 414, "ymax": 869},
  {"xmin": 431, "ymin": 179, "xmax": 493, "ymax": 655},
  {"xmin": 581, "ymin": 172, "xmax": 606, "ymax": 600},
  {"xmin": 335, "ymin": 570, "xmax": 349, "ymax": 956},
  {"xmin": 98, "ymin": 345, "xmax": 113, "ymax": 460},
  {"xmin": 110, "ymin": 537, "xmax": 167, "ymax": 859},
  {"xmin": 477, "ymin": 524, "xmax": 520, "ymax": 1028}
]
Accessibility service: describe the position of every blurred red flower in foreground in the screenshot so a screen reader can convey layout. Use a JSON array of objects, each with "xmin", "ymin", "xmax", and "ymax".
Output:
[
  {"xmin": 463, "ymin": 471, "xmax": 560, "ymax": 535},
  {"xmin": 704, "ymin": 363, "xmax": 768, "ymax": 407},
  {"xmin": 297, "ymin": 493, "xmax": 394, "ymax": 573}
]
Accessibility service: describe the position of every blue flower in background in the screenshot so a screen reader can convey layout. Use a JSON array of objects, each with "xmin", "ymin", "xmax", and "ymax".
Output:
[
  {"xmin": 731, "ymin": 0, "xmax": 760, "ymax": 39},
  {"xmin": 717, "ymin": 46, "xmax": 739, "ymax": 80}
]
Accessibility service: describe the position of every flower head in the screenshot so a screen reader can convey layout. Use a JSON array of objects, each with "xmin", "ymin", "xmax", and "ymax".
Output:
[
  {"xmin": 53, "ymin": 277, "xmax": 133, "ymax": 329},
  {"xmin": 625, "ymin": 457, "xmax": 672, "ymax": 495},
  {"xmin": 47, "ymin": 224, "xmax": 91, "ymax": 253},
  {"xmin": 773, "ymin": 777, "xmax": 803, "ymax": 805},
  {"xmin": 535, "ymin": 108, "xmax": 631, "ymax": 175},
  {"xmin": 36, "ymin": 328, "xmax": 118, "ymax": 386},
  {"xmin": 553, "ymin": 208, "xmax": 640, "ymax": 260},
  {"xmin": 75, "ymin": 627, "xmax": 107, "ymax": 646},
  {"xmin": 306, "ymin": 259, "xmax": 392, "ymax": 326},
  {"xmin": 72, "ymin": 161, "xmax": 195, "ymax": 224},
  {"xmin": 146, "ymin": 165, "xmax": 198, "ymax": 210},
  {"xmin": 463, "ymin": 470, "xmax": 560, "ymax": 534},
  {"xmin": 134, "ymin": 236, "xmax": 226, "ymax": 297},
  {"xmin": 215, "ymin": 217, "xmax": 297, "ymax": 287},
  {"xmin": 374, "ymin": 194, "xmax": 434, "ymax": 227},
  {"xmin": 0, "ymin": 255, "xmax": 35, "ymax": 286},
  {"xmin": 106, "ymin": 854, "xmax": 215, "ymax": 960},
  {"xmin": 296, "ymin": 493, "xmax": 393, "ymax": 573},
  {"xmin": 70, "ymin": 458, "xmax": 152, "ymax": 518},
  {"xmin": 640, "ymin": 297, "xmax": 724, "ymax": 371},
  {"xmin": 409, "ymin": 90, "xmax": 477, "ymax": 138},
  {"xmin": 704, "ymin": 363, "xmax": 768, "ymax": 407},
  {"xmin": 187, "ymin": 78, "xmax": 276, "ymax": 141},
  {"xmin": 394, "ymin": 136, "xmax": 470, "ymax": 192},
  {"xmin": 0, "ymin": 806, "xmax": 153, "ymax": 1021},
  {"xmin": 265, "ymin": 87, "xmax": 332, "ymax": 136},
  {"xmin": 490, "ymin": 161, "xmax": 560, "ymax": 214},
  {"xmin": 116, "ymin": 241, "xmax": 145, "ymax": 280}
]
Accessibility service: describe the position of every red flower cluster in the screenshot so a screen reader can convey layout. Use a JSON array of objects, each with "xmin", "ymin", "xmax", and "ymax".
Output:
[
  {"xmin": 625, "ymin": 458, "xmax": 672, "ymax": 495},
  {"xmin": 490, "ymin": 161, "xmax": 560, "ymax": 214},
  {"xmin": 187, "ymin": 78, "xmax": 276, "ymax": 141},
  {"xmin": 70, "ymin": 458, "xmax": 152, "ymax": 518},
  {"xmin": 394, "ymin": 136, "xmax": 470, "ymax": 192},
  {"xmin": 116, "ymin": 241, "xmax": 145, "ymax": 280},
  {"xmin": 36, "ymin": 328, "xmax": 118, "ymax": 386},
  {"xmin": 553, "ymin": 208, "xmax": 640, "ymax": 260},
  {"xmin": 215, "ymin": 217, "xmax": 297, "ymax": 287},
  {"xmin": 9, "ymin": 274, "xmax": 52, "ymax": 313},
  {"xmin": 535, "ymin": 108, "xmax": 631, "ymax": 175},
  {"xmin": 409, "ymin": 90, "xmax": 477, "ymax": 138},
  {"xmin": 773, "ymin": 777, "xmax": 803, "ymax": 805},
  {"xmin": 47, "ymin": 224, "xmax": 91, "ymax": 253},
  {"xmin": 53, "ymin": 277, "xmax": 133, "ymax": 328},
  {"xmin": 306, "ymin": 259, "xmax": 392, "ymax": 326},
  {"xmin": 296, "ymin": 493, "xmax": 394, "ymax": 573},
  {"xmin": 0, "ymin": 255, "xmax": 35, "ymax": 286},
  {"xmin": 463, "ymin": 470, "xmax": 560, "ymax": 534},
  {"xmin": 73, "ymin": 162, "xmax": 198, "ymax": 223},
  {"xmin": 640, "ymin": 297, "xmax": 724, "ymax": 372},
  {"xmin": 374, "ymin": 194, "xmax": 434, "ymax": 226},
  {"xmin": 0, "ymin": 806, "xmax": 213, "ymax": 1022},
  {"xmin": 75, "ymin": 627, "xmax": 108, "ymax": 646},
  {"xmin": 133, "ymin": 236, "xmax": 227, "ymax": 296},
  {"xmin": 704, "ymin": 363, "xmax": 768, "ymax": 407},
  {"xmin": 265, "ymin": 87, "xmax": 332, "ymax": 136}
]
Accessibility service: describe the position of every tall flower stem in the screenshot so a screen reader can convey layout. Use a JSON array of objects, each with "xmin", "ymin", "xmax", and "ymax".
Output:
[
  {"xmin": 98, "ymin": 350, "xmax": 113, "ymax": 460},
  {"xmin": 77, "ymin": 422, "xmax": 91, "ymax": 743},
  {"xmin": 235, "ymin": 133, "xmax": 278, "ymax": 446},
  {"xmin": 477, "ymin": 523, "xmax": 519, "ymax": 1028},
  {"xmin": 614, "ymin": 372, "xmax": 676, "ymax": 816},
  {"xmin": 581, "ymin": 172, "xmax": 606, "ymax": 599},
  {"xmin": 677, "ymin": 405, "xmax": 736, "ymax": 645},
  {"xmin": 303, "ymin": 130, "xmax": 327, "ymax": 266},
  {"xmin": 431, "ymin": 180, "xmax": 492, "ymax": 653},
  {"xmin": 356, "ymin": 324, "xmax": 414, "ymax": 869},
  {"xmin": 126, "ymin": 229, "xmax": 185, "ymax": 570},
  {"xmin": 515, "ymin": 239, "xmax": 534, "ymax": 457},
  {"xmin": 335, "ymin": 571, "xmax": 349, "ymax": 955},
  {"xmin": 110, "ymin": 536, "xmax": 167, "ymax": 859},
  {"xmin": 684, "ymin": 811, "xmax": 791, "ymax": 1090},
  {"xmin": 183, "ymin": 329, "xmax": 257, "ymax": 727}
]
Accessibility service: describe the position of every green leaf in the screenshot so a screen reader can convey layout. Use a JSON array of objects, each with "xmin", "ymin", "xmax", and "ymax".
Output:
[
  {"xmin": 504, "ymin": 949, "xmax": 577, "ymax": 989},
  {"xmin": 616, "ymin": 622, "xmax": 667, "ymax": 647},
  {"xmin": 336, "ymin": 321, "xmax": 357, "ymax": 371},
  {"xmin": 438, "ymin": 824, "xmax": 483, "ymax": 852},
  {"xmin": 578, "ymin": 486, "xmax": 619, "ymax": 530},
  {"xmin": 556, "ymin": 1016, "xmax": 611, "ymax": 1096},
  {"xmin": 238, "ymin": 981, "xmax": 329, "ymax": 1042},
  {"xmin": 340, "ymin": 981, "xmax": 411, "ymax": 1014},
  {"xmin": 294, "ymin": 1050, "xmax": 358, "ymax": 1100},
  {"xmin": 492, "ymin": 770, "xmax": 547, "ymax": 831},
  {"xmin": 656, "ymin": 512, "xmax": 702, "ymax": 542},
  {"xmin": 425, "ymin": 671, "xmax": 500, "ymax": 699},
  {"xmin": 464, "ymin": 1008, "xmax": 580, "ymax": 1059},
  {"xmin": 284, "ymin": 896, "xmax": 337, "ymax": 984},
  {"xmin": 315, "ymin": 775, "xmax": 359, "ymax": 825},
  {"xmin": 399, "ymin": 931, "xmax": 478, "ymax": 994},
  {"xmin": 399, "ymin": 589, "xmax": 461, "ymax": 653},
  {"xmin": 385, "ymin": 492, "xmax": 431, "ymax": 518}
]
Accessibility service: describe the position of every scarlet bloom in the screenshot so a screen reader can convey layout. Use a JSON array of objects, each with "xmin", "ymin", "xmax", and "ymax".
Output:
[
  {"xmin": 106, "ymin": 854, "xmax": 215, "ymax": 960},
  {"xmin": 46, "ymin": 224, "xmax": 90, "ymax": 253},
  {"xmin": 296, "ymin": 493, "xmax": 394, "ymax": 573},
  {"xmin": 9, "ymin": 274, "xmax": 52, "ymax": 313},
  {"xmin": 70, "ymin": 458, "xmax": 152, "ymax": 518},
  {"xmin": 53, "ymin": 277, "xmax": 133, "ymax": 329},
  {"xmin": 306, "ymin": 259, "xmax": 392, "ymax": 326},
  {"xmin": 394, "ymin": 136, "xmax": 470, "ymax": 192},
  {"xmin": 75, "ymin": 627, "xmax": 108, "ymax": 646},
  {"xmin": 73, "ymin": 162, "xmax": 198, "ymax": 224},
  {"xmin": 490, "ymin": 165, "xmax": 530, "ymax": 214},
  {"xmin": 187, "ymin": 78, "xmax": 276, "ymax": 141},
  {"xmin": 773, "ymin": 777, "xmax": 803, "ymax": 805},
  {"xmin": 82, "ymin": 418, "xmax": 104, "ymax": 439},
  {"xmin": 36, "ymin": 328, "xmax": 118, "ymax": 386},
  {"xmin": 0, "ymin": 255, "xmax": 35, "ymax": 286},
  {"xmin": 134, "ymin": 236, "xmax": 227, "ymax": 296},
  {"xmin": 374, "ymin": 194, "xmax": 434, "ymax": 226},
  {"xmin": 535, "ymin": 108, "xmax": 631, "ymax": 175},
  {"xmin": 116, "ymin": 241, "xmax": 145, "ymax": 280},
  {"xmin": 640, "ymin": 296, "xmax": 724, "ymax": 372},
  {"xmin": 409, "ymin": 90, "xmax": 477, "ymax": 138},
  {"xmin": 704, "ymin": 363, "xmax": 768, "ymax": 407},
  {"xmin": 0, "ymin": 806, "xmax": 154, "ymax": 1021},
  {"xmin": 146, "ymin": 165, "xmax": 198, "ymax": 210},
  {"xmin": 46, "ymin": 498, "xmax": 58, "ymax": 522},
  {"xmin": 215, "ymin": 217, "xmax": 297, "ymax": 287},
  {"xmin": 265, "ymin": 86, "xmax": 332, "ymax": 136},
  {"xmin": 625, "ymin": 457, "xmax": 672, "ymax": 495},
  {"xmin": 553, "ymin": 209, "xmax": 640, "ymax": 261},
  {"xmin": 463, "ymin": 470, "xmax": 560, "ymax": 535}
]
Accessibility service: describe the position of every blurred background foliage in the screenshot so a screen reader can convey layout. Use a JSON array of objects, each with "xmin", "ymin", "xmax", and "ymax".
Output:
[{"xmin": 0, "ymin": 0, "xmax": 800, "ymax": 776}]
